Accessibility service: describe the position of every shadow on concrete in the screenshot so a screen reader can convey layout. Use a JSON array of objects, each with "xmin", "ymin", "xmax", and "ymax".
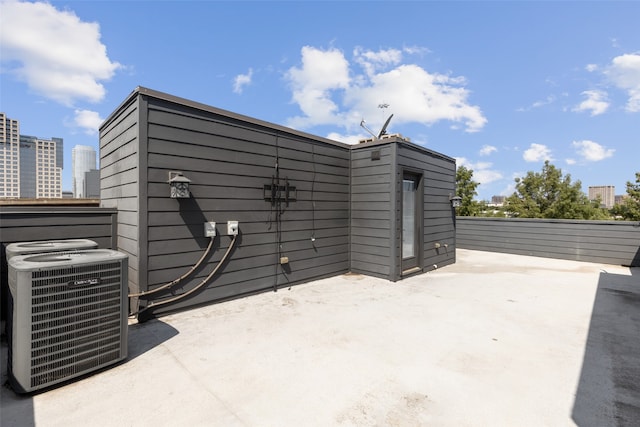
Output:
[
  {"xmin": 1, "ymin": 338, "xmax": 34, "ymax": 427},
  {"xmin": 0, "ymin": 317, "xmax": 177, "ymax": 427},
  {"xmin": 572, "ymin": 266, "xmax": 640, "ymax": 426},
  {"xmin": 127, "ymin": 318, "xmax": 179, "ymax": 361}
]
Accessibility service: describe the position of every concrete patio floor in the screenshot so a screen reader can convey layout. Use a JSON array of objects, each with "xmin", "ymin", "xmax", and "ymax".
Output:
[{"xmin": 1, "ymin": 249, "xmax": 639, "ymax": 426}]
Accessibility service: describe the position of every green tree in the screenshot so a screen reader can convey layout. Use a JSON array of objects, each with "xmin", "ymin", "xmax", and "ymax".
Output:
[
  {"xmin": 455, "ymin": 165, "xmax": 483, "ymax": 216},
  {"xmin": 610, "ymin": 172, "xmax": 640, "ymax": 221},
  {"xmin": 505, "ymin": 161, "xmax": 609, "ymax": 220}
]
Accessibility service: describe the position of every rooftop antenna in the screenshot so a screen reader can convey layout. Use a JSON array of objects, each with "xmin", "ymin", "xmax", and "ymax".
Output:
[
  {"xmin": 378, "ymin": 113, "xmax": 393, "ymax": 139},
  {"xmin": 359, "ymin": 119, "xmax": 377, "ymax": 139},
  {"xmin": 360, "ymin": 103, "xmax": 394, "ymax": 140}
]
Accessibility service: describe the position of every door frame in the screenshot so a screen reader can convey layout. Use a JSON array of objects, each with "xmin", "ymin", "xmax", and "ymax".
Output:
[{"xmin": 401, "ymin": 170, "xmax": 423, "ymax": 274}]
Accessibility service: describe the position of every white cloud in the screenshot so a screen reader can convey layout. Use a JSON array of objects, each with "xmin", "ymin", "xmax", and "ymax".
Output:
[
  {"xmin": 565, "ymin": 158, "xmax": 577, "ymax": 165},
  {"xmin": 500, "ymin": 183, "xmax": 516, "ymax": 197},
  {"xmin": 0, "ymin": 0, "xmax": 121, "ymax": 106},
  {"xmin": 73, "ymin": 109, "xmax": 103, "ymax": 135},
  {"xmin": 517, "ymin": 95, "xmax": 556, "ymax": 112},
  {"xmin": 572, "ymin": 90, "xmax": 609, "ymax": 116},
  {"xmin": 523, "ymin": 143, "xmax": 553, "ymax": 162},
  {"xmin": 585, "ymin": 64, "xmax": 599, "ymax": 72},
  {"xmin": 354, "ymin": 46, "xmax": 403, "ymax": 77},
  {"xmin": 479, "ymin": 145, "xmax": 497, "ymax": 156},
  {"xmin": 402, "ymin": 45, "xmax": 430, "ymax": 56},
  {"xmin": 233, "ymin": 68, "xmax": 253, "ymax": 94},
  {"xmin": 606, "ymin": 53, "xmax": 640, "ymax": 112},
  {"xmin": 572, "ymin": 140, "xmax": 615, "ymax": 162},
  {"xmin": 474, "ymin": 168, "xmax": 503, "ymax": 185},
  {"xmin": 285, "ymin": 46, "xmax": 351, "ymax": 129},
  {"xmin": 348, "ymin": 64, "xmax": 487, "ymax": 132},
  {"xmin": 456, "ymin": 157, "xmax": 503, "ymax": 185},
  {"xmin": 532, "ymin": 96, "xmax": 556, "ymax": 108},
  {"xmin": 501, "ymin": 172, "xmax": 524, "ymax": 196},
  {"xmin": 284, "ymin": 45, "xmax": 487, "ymax": 137},
  {"xmin": 325, "ymin": 132, "xmax": 366, "ymax": 145}
]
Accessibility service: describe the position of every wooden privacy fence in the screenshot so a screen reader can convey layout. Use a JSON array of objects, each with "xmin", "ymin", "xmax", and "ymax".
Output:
[{"xmin": 456, "ymin": 217, "xmax": 640, "ymax": 267}]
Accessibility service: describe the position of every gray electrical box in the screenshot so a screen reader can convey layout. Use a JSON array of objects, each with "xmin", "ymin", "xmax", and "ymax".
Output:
[{"xmin": 204, "ymin": 222, "xmax": 216, "ymax": 238}]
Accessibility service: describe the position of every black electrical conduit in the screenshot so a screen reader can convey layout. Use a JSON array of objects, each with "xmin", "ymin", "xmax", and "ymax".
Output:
[
  {"xmin": 128, "ymin": 236, "xmax": 215, "ymax": 298},
  {"xmin": 137, "ymin": 234, "xmax": 238, "ymax": 314}
]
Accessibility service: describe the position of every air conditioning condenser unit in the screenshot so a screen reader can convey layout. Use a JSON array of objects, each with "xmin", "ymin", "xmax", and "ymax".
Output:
[
  {"xmin": 7, "ymin": 249, "xmax": 128, "ymax": 393},
  {"xmin": 5, "ymin": 239, "xmax": 98, "ymax": 260}
]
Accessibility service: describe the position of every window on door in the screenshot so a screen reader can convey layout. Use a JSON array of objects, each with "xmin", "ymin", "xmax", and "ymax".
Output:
[{"xmin": 402, "ymin": 172, "xmax": 422, "ymax": 272}]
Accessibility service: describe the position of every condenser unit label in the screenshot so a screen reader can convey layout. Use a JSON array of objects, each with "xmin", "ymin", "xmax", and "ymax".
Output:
[{"xmin": 68, "ymin": 278, "xmax": 101, "ymax": 288}]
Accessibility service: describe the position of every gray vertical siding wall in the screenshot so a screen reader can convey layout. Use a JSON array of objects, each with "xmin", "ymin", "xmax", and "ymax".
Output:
[
  {"xmin": 457, "ymin": 217, "xmax": 640, "ymax": 266},
  {"xmin": 273, "ymin": 133, "xmax": 350, "ymax": 288},
  {"xmin": 99, "ymin": 95, "xmax": 142, "ymax": 297},
  {"xmin": 397, "ymin": 144, "xmax": 456, "ymax": 274},
  {"xmin": 350, "ymin": 144, "xmax": 394, "ymax": 279},
  {"xmin": 108, "ymin": 92, "xmax": 351, "ymax": 315}
]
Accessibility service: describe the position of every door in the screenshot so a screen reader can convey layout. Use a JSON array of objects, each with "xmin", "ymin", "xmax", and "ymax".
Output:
[{"xmin": 402, "ymin": 172, "xmax": 422, "ymax": 273}]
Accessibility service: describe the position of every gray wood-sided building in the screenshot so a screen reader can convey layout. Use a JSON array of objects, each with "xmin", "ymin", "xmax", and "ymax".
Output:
[{"xmin": 100, "ymin": 87, "xmax": 457, "ymax": 317}]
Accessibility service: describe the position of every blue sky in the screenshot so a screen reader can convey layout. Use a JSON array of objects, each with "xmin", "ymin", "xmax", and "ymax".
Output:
[{"xmin": 1, "ymin": 0, "xmax": 639, "ymax": 200}]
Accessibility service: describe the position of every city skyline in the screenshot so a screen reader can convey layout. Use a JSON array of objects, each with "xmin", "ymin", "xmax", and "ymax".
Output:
[
  {"xmin": 0, "ymin": 113, "xmax": 626, "ymax": 202},
  {"xmin": 0, "ymin": 109, "xmax": 626, "ymax": 205},
  {"xmin": 1, "ymin": 112, "xmax": 64, "ymax": 198}
]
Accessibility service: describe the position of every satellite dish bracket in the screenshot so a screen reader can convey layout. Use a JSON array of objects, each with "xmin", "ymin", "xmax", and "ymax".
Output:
[{"xmin": 360, "ymin": 114, "xmax": 394, "ymax": 140}]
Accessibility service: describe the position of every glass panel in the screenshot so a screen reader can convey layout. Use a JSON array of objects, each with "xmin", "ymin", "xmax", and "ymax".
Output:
[{"xmin": 402, "ymin": 178, "xmax": 416, "ymax": 259}]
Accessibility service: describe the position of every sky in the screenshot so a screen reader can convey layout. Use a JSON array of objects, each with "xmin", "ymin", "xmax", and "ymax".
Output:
[{"xmin": 1, "ymin": 0, "xmax": 639, "ymax": 200}]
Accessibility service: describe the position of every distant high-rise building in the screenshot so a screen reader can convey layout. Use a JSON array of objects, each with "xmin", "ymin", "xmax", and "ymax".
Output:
[
  {"xmin": 1, "ymin": 113, "xmax": 63, "ymax": 199},
  {"xmin": 84, "ymin": 169, "xmax": 100, "ymax": 199},
  {"xmin": 491, "ymin": 195, "xmax": 506, "ymax": 206},
  {"xmin": 0, "ymin": 112, "xmax": 20, "ymax": 198},
  {"xmin": 588, "ymin": 185, "xmax": 615, "ymax": 209},
  {"xmin": 19, "ymin": 135, "xmax": 63, "ymax": 199},
  {"xmin": 614, "ymin": 195, "xmax": 626, "ymax": 205},
  {"xmin": 72, "ymin": 145, "xmax": 97, "ymax": 198}
]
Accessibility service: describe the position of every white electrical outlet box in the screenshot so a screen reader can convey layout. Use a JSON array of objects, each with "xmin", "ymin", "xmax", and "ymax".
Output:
[
  {"xmin": 227, "ymin": 221, "xmax": 239, "ymax": 236},
  {"xmin": 204, "ymin": 222, "xmax": 216, "ymax": 237}
]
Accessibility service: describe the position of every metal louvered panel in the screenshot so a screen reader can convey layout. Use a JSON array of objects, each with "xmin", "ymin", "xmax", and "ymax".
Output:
[
  {"xmin": 29, "ymin": 261, "xmax": 123, "ymax": 389},
  {"xmin": 7, "ymin": 249, "xmax": 128, "ymax": 393}
]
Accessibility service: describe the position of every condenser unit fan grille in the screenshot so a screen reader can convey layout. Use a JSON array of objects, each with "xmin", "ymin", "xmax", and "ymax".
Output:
[{"xmin": 27, "ymin": 261, "xmax": 124, "ymax": 389}]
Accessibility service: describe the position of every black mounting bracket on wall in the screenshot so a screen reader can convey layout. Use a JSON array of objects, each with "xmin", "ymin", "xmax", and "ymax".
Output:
[{"xmin": 264, "ymin": 176, "xmax": 297, "ymax": 207}]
